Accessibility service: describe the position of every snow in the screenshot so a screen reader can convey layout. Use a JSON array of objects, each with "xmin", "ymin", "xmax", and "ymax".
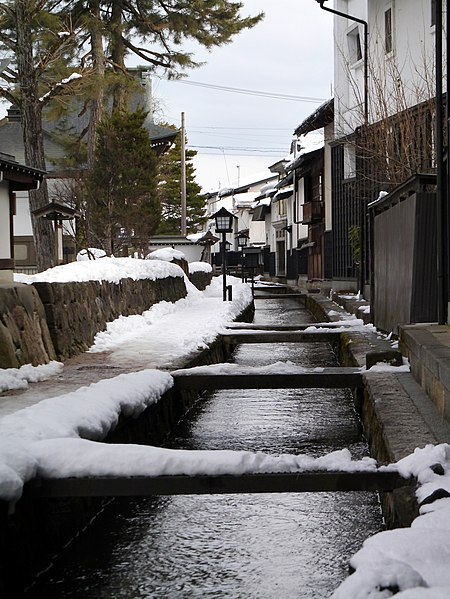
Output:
[
  {"xmin": 146, "ymin": 248, "xmax": 186, "ymax": 262},
  {"xmin": 188, "ymin": 261, "xmax": 212, "ymax": 274},
  {"xmin": 14, "ymin": 256, "xmax": 184, "ymax": 284},
  {"xmin": 61, "ymin": 72, "xmax": 82, "ymax": 84},
  {"xmin": 0, "ymin": 362, "xmax": 63, "ymax": 392},
  {"xmin": 331, "ymin": 444, "xmax": 450, "ymax": 597},
  {"xmin": 172, "ymin": 361, "xmax": 325, "ymax": 376},
  {"xmin": 76, "ymin": 248, "xmax": 107, "ymax": 261}
]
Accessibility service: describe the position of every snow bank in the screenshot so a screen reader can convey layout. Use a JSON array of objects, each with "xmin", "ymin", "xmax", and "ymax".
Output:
[
  {"xmin": 0, "ymin": 370, "xmax": 173, "ymax": 500},
  {"xmin": 89, "ymin": 275, "xmax": 252, "ymax": 363},
  {"xmin": 0, "ymin": 362, "xmax": 64, "ymax": 392},
  {"xmin": 331, "ymin": 444, "xmax": 450, "ymax": 598}
]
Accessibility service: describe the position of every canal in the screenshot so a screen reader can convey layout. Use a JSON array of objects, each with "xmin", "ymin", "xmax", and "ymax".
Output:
[{"xmin": 26, "ymin": 295, "xmax": 383, "ymax": 598}]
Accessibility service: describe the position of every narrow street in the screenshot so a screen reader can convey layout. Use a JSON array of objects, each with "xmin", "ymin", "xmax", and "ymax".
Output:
[{"xmin": 25, "ymin": 293, "xmax": 383, "ymax": 599}]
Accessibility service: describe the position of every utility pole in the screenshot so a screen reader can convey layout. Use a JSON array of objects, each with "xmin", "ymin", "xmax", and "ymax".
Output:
[{"xmin": 181, "ymin": 112, "xmax": 187, "ymax": 237}]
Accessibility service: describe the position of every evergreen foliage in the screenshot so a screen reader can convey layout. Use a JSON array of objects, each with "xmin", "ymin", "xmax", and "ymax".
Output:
[
  {"xmin": 0, "ymin": 0, "xmax": 262, "ymax": 267},
  {"xmin": 84, "ymin": 109, "xmax": 160, "ymax": 255},
  {"xmin": 156, "ymin": 129, "xmax": 206, "ymax": 235}
]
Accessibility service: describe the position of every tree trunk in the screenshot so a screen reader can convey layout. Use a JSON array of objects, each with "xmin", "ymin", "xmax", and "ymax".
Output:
[
  {"xmin": 110, "ymin": 0, "xmax": 127, "ymax": 112},
  {"xmin": 15, "ymin": 0, "xmax": 55, "ymax": 272},
  {"xmin": 87, "ymin": 0, "xmax": 105, "ymax": 166}
]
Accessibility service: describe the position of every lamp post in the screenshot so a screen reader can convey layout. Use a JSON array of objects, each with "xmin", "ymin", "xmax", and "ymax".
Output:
[
  {"xmin": 236, "ymin": 231, "xmax": 249, "ymax": 281},
  {"xmin": 213, "ymin": 207, "xmax": 234, "ymax": 301}
]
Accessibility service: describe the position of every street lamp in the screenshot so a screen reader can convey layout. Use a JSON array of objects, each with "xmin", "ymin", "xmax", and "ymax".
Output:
[
  {"xmin": 213, "ymin": 207, "xmax": 234, "ymax": 301},
  {"xmin": 236, "ymin": 231, "xmax": 249, "ymax": 281}
]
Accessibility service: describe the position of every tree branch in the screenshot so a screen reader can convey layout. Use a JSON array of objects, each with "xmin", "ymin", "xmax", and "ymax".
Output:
[
  {"xmin": 0, "ymin": 87, "xmax": 19, "ymax": 106},
  {"xmin": 121, "ymin": 36, "xmax": 172, "ymax": 68}
]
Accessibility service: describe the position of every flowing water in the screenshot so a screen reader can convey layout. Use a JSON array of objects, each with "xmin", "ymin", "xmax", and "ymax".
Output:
[{"xmin": 26, "ymin": 296, "xmax": 383, "ymax": 598}]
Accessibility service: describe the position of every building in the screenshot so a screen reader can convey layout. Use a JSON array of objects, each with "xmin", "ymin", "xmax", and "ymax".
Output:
[
  {"xmin": 329, "ymin": 0, "xmax": 438, "ymax": 298},
  {"xmin": 0, "ymin": 153, "xmax": 45, "ymax": 282}
]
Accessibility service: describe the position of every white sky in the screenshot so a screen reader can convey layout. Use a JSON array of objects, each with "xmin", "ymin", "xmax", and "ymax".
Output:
[
  {"xmin": 145, "ymin": 0, "xmax": 334, "ymax": 191},
  {"xmin": 2, "ymin": 257, "xmax": 450, "ymax": 596}
]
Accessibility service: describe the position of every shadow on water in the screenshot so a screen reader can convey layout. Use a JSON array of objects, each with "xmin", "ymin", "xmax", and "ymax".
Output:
[{"xmin": 25, "ymin": 298, "xmax": 383, "ymax": 599}]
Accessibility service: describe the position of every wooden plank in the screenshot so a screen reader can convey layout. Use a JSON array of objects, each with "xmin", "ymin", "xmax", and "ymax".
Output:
[
  {"xmin": 28, "ymin": 471, "xmax": 412, "ymax": 498},
  {"xmin": 224, "ymin": 323, "xmax": 352, "ymax": 331},
  {"xmin": 221, "ymin": 331, "xmax": 341, "ymax": 344},
  {"xmin": 172, "ymin": 368, "xmax": 364, "ymax": 390},
  {"xmin": 253, "ymin": 293, "xmax": 306, "ymax": 300}
]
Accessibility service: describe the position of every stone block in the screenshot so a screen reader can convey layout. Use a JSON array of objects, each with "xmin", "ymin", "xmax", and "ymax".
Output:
[{"xmin": 366, "ymin": 349, "xmax": 403, "ymax": 370}]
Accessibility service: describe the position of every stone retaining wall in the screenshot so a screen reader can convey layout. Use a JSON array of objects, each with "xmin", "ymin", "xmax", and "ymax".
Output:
[
  {"xmin": 0, "ymin": 283, "xmax": 56, "ymax": 369},
  {"xmin": 189, "ymin": 270, "xmax": 212, "ymax": 291},
  {"xmin": 33, "ymin": 276, "xmax": 187, "ymax": 361}
]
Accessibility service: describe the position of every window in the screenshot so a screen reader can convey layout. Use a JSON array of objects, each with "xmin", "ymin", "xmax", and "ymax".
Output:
[
  {"xmin": 347, "ymin": 27, "xmax": 363, "ymax": 64},
  {"xmin": 14, "ymin": 244, "xmax": 28, "ymax": 261},
  {"xmin": 278, "ymin": 198, "xmax": 286, "ymax": 217},
  {"xmin": 385, "ymin": 8, "xmax": 393, "ymax": 54},
  {"xmin": 343, "ymin": 144, "xmax": 356, "ymax": 180}
]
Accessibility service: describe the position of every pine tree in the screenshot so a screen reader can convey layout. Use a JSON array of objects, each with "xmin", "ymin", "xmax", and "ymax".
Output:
[
  {"xmin": 84, "ymin": 109, "xmax": 160, "ymax": 255},
  {"xmin": 103, "ymin": 0, "xmax": 264, "ymax": 109},
  {"xmin": 156, "ymin": 129, "xmax": 206, "ymax": 235}
]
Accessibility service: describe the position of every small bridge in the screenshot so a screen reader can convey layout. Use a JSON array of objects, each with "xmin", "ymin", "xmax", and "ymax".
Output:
[
  {"xmin": 172, "ymin": 367, "xmax": 364, "ymax": 390},
  {"xmin": 253, "ymin": 293, "xmax": 306, "ymax": 300},
  {"xmin": 221, "ymin": 330, "xmax": 342, "ymax": 345},
  {"xmin": 28, "ymin": 471, "xmax": 412, "ymax": 498}
]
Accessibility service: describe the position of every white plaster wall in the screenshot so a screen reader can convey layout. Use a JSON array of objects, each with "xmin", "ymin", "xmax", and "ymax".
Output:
[
  {"xmin": 334, "ymin": 0, "xmax": 439, "ymax": 138},
  {"xmin": 249, "ymin": 221, "xmax": 265, "ymax": 246},
  {"xmin": 367, "ymin": 0, "xmax": 438, "ymax": 122},
  {"xmin": 324, "ymin": 122, "xmax": 334, "ymax": 231},
  {"xmin": 293, "ymin": 178, "xmax": 309, "ymax": 243},
  {"xmin": 334, "ymin": 0, "xmax": 369, "ymax": 137},
  {"xmin": 13, "ymin": 191, "xmax": 33, "ymax": 236},
  {"xmin": 0, "ymin": 182, "xmax": 10, "ymax": 259}
]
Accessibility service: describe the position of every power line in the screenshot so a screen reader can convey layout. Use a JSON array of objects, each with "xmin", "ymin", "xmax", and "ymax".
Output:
[
  {"xmin": 189, "ymin": 144, "xmax": 287, "ymax": 153},
  {"xmin": 167, "ymin": 79, "xmax": 326, "ymax": 103},
  {"xmin": 192, "ymin": 126, "xmax": 294, "ymax": 131}
]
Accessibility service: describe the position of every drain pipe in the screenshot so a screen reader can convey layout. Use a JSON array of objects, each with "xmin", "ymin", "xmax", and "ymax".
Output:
[
  {"xmin": 436, "ymin": 0, "xmax": 448, "ymax": 323},
  {"xmin": 315, "ymin": 0, "xmax": 368, "ymax": 125}
]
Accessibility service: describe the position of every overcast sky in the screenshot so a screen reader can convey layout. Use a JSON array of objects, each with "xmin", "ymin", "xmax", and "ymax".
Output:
[{"xmin": 149, "ymin": 0, "xmax": 334, "ymax": 191}]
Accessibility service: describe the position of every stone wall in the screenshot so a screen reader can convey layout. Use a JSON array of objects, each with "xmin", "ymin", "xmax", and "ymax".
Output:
[
  {"xmin": 0, "ymin": 283, "xmax": 56, "ymax": 368},
  {"xmin": 0, "ymin": 269, "xmax": 213, "ymax": 369},
  {"xmin": 34, "ymin": 276, "xmax": 187, "ymax": 361},
  {"xmin": 188, "ymin": 270, "xmax": 213, "ymax": 291}
]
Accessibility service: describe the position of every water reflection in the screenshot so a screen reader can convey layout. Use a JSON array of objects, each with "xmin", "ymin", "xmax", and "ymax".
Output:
[{"xmin": 25, "ymin": 297, "xmax": 383, "ymax": 598}]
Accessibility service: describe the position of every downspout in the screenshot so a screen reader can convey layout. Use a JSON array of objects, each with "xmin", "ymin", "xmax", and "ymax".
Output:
[
  {"xmin": 315, "ymin": 0, "xmax": 368, "ymax": 125},
  {"xmin": 315, "ymin": 0, "xmax": 369, "ymax": 295},
  {"xmin": 436, "ymin": 0, "xmax": 448, "ymax": 323}
]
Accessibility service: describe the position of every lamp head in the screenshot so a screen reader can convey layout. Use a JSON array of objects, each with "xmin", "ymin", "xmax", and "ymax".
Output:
[{"xmin": 212, "ymin": 207, "xmax": 234, "ymax": 233}]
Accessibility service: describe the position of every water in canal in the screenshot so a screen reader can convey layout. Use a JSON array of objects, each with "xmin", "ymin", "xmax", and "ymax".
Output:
[{"xmin": 26, "ymin": 296, "xmax": 383, "ymax": 598}]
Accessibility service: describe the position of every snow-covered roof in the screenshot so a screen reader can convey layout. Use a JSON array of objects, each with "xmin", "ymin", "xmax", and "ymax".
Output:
[{"xmin": 294, "ymin": 98, "xmax": 334, "ymax": 136}]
